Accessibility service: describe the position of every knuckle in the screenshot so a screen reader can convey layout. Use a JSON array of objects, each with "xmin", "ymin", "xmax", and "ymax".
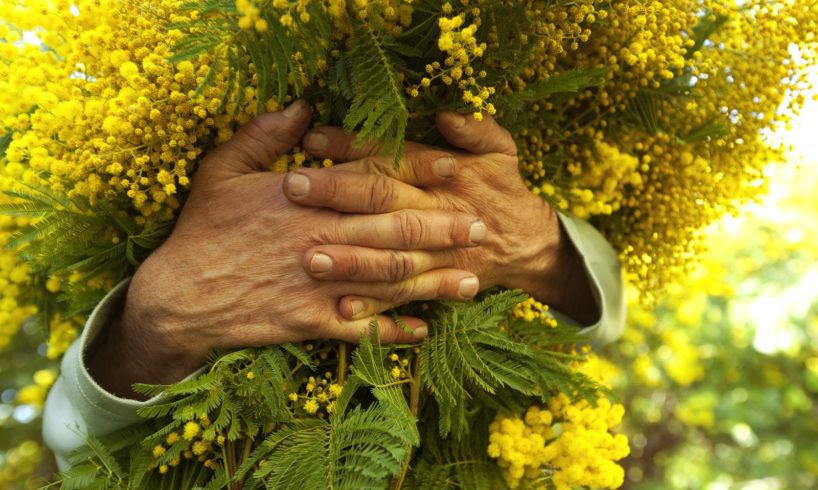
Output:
[
  {"xmin": 436, "ymin": 274, "xmax": 455, "ymax": 299},
  {"xmin": 322, "ymin": 172, "xmax": 344, "ymax": 204},
  {"xmin": 363, "ymin": 156, "xmax": 386, "ymax": 175},
  {"xmin": 449, "ymin": 215, "xmax": 466, "ymax": 245},
  {"xmin": 394, "ymin": 210, "xmax": 425, "ymax": 249},
  {"xmin": 368, "ymin": 177, "xmax": 397, "ymax": 212},
  {"xmin": 343, "ymin": 252, "xmax": 365, "ymax": 279},
  {"xmin": 390, "ymin": 279, "xmax": 416, "ymax": 303},
  {"xmin": 241, "ymin": 119, "xmax": 276, "ymax": 162},
  {"xmin": 386, "ymin": 251, "xmax": 415, "ymax": 282},
  {"xmin": 314, "ymin": 221, "xmax": 339, "ymax": 244}
]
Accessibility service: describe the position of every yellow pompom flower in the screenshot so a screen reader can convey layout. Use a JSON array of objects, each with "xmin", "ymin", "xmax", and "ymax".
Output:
[
  {"xmin": 183, "ymin": 422, "xmax": 200, "ymax": 441},
  {"xmin": 488, "ymin": 394, "xmax": 630, "ymax": 489}
]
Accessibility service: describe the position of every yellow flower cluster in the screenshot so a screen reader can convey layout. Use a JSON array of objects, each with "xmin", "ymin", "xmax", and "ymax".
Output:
[
  {"xmin": 15, "ymin": 369, "xmax": 57, "ymax": 409},
  {"xmin": 236, "ymin": 0, "xmax": 268, "ymax": 32},
  {"xmin": 46, "ymin": 315, "xmax": 80, "ymax": 360},
  {"xmin": 387, "ymin": 351, "xmax": 411, "ymax": 380},
  {"xmin": 512, "ymin": 297, "xmax": 557, "ymax": 328},
  {"xmin": 0, "ymin": 0, "xmax": 265, "ymax": 221},
  {"xmin": 512, "ymin": 0, "xmax": 818, "ymax": 296},
  {"xmin": 289, "ymin": 372, "xmax": 343, "ymax": 415},
  {"xmin": 0, "ymin": 224, "xmax": 37, "ymax": 351},
  {"xmin": 488, "ymin": 394, "xmax": 630, "ymax": 489},
  {"xmin": 2, "ymin": 0, "xmax": 812, "ymax": 312},
  {"xmin": 625, "ymin": 289, "xmax": 706, "ymax": 389},
  {"xmin": 578, "ymin": 354, "xmax": 622, "ymax": 390},
  {"xmin": 150, "ymin": 415, "xmax": 220, "ymax": 474},
  {"xmin": 318, "ymin": 0, "xmax": 415, "ymax": 38},
  {"xmin": 413, "ymin": 8, "xmax": 495, "ymax": 120}
]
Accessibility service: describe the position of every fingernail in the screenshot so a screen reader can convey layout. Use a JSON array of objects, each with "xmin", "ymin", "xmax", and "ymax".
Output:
[
  {"xmin": 458, "ymin": 277, "xmax": 479, "ymax": 298},
  {"xmin": 310, "ymin": 253, "xmax": 332, "ymax": 273},
  {"xmin": 448, "ymin": 112, "xmax": 466, "ymax": 129},
  {"xmin": 469, "ymin": 221, "xmax": 487, "ymax": 244},
  {"xmin": 285, "ymin": 173, "xmax": 310, "ymax": 197},
  {"xmin": 283, "ymin": 100, "xmax": 305, "ymax": 118},
  {"xmin": 413, "ymin": 325, "xmax": 428, "ymax": 339},
  {"xmin": 350, "ymin": 299, "xmax": 365, "ymax": 317},
  {"xmin": 304, "ymin": 131, "xmax": 328, "ymax": 153},
  {"xmin": 432, "ymin": 157, "xmax": 456, "ymax": 178}
]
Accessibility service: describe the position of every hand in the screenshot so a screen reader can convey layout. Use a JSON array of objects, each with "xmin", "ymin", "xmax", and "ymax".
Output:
[
  {"xmin": 293, "ymin": 112, "xmax": 598, "ymax": 325},
  {"xmin": 87, "ymin": 102, "xmax": 484, "ymax": 399}
]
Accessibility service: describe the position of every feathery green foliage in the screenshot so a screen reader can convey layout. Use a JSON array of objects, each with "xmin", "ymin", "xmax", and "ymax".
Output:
[
  {"xmin": 61, "ymin": 288, "xmax": 597, "ymax": 489},
  {"xmin": 341, "ymin": 24, "xmax": 410, "ymax": 167}
]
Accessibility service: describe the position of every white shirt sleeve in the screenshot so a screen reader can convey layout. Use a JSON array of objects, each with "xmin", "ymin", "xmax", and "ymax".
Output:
[
  {"xmin": 42, "ymin": 278, "xmax": 152, "ymax": 470},
  {"xmin": 556, "ymin": 212, "xmax": 627, "ymax": 348}
]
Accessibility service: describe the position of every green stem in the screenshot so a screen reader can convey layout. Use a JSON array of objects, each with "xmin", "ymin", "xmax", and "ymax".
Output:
[
  {"xmin": 337, "ymin": 342, "xmax": 348, "ymax": 385},
  {"xmin": 226, "ymin": 439, "xmax": 239, "ymax": 490},
  {"xmin": 233, "ymin": 439, "xmax": 253, "ymax": 489},
  {"xmin": 390, "ymin": 354, "xmax": 422, "ymax": 490}
]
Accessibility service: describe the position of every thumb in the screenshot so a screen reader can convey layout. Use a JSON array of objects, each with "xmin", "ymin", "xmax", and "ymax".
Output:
[
  {"xmin": 202, "ymin": 100, "xmax": 312, "ymax": 179},
  {"xmin": 436, "ymin": 111, "xmax": 517, "ymax": 157}
]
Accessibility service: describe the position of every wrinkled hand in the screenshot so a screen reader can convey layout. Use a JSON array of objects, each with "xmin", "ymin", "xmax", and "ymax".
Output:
[
  {"xmin": 293, "ymin": 112, "xmax": 597, "ymax": 324},
  {"xmin": 87, "ymin": 102, "xmax": 484, "ymax": 398}
]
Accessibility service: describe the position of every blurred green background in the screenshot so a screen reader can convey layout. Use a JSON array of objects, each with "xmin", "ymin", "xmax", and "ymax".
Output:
[{"xmin": 2, "ymin": 62, "xmax": 818, "ymax": 490}]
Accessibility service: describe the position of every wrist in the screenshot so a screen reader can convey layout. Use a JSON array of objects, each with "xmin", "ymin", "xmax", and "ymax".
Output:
[
  {"xmin": 503, "ymin": 202, "xmax": 600, "ymax": 326},
  {"xmin": 503, "ymin": 197, "xmax": 561, "ymax": 289},
  {"xmin": 86, "ymin": 260, "xmax": 206, "ymax": 400}
]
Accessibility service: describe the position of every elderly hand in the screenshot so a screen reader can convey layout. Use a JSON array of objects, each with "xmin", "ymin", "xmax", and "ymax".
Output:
[
  {"xmin": 87, "ymin": 102, "xmax": 485, "ymax": 398},
  {"xmin": 293, "ymin": 112, "xmax": 598, "ymax": 325}
]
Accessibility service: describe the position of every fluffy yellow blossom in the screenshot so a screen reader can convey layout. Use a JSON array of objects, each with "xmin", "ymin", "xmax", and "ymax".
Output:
[
  {"xmin": 0, "ymin": 226, "xmax": 37, "ymax": 351},
  {"xmin": 183, "ymin": 421, "xmax": 200, "ymax": 441},
  {"xmin": 165, "ymin": 432, "xmax": 180, "ymax": 445},
  {"xmin": 152, "ymin": 445, "xmax": 166, "ymax": 458},
  {"xmin": 15, "ymin": 369, "xmax": 57, "ymax": 409},
  {"xmin": 488, "ymin": 394, "xmax": 629, "ymax": 489},
  {"xmin": 303, "ymin": 399, "xmax": 319, "ymax": 414},
  {"xmin": 191, "ymin": 440, "xmax": 210, "ymax": 456},
  {"xmin": 512, "ymin": 297, "xmax": 557, "ymax": 327},
  {"xmin": 0, "ymin": 0, "xmax": 265, "ymax": 220},
  {"xmin": 47, "ymin": 315, "xmax": 81, "ymax": 360}
]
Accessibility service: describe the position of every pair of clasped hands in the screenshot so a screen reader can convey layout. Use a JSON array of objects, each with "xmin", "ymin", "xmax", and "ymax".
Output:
[{"xmin": 89, "ymin": 101, "xmax": 596, "ymax": 399}]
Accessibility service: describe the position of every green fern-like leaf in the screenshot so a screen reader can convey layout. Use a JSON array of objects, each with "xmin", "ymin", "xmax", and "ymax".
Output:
[
  {"xmin": 350, "ymin": 322, "xmax": 419, "ymax": 445},
  {"xmin": 420, "ymin": 289, "xmax": 600, "ymax": 437},
  {"xmin": 342, "ymin": 24, "xmax": 409, "ymax": 168},
  {"xmin": 245, "ymin": 404, "xmax": 410, "ymax": 489}
]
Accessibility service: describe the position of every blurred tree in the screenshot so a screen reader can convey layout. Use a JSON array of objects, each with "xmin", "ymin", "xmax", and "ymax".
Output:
[{"xmin": 606, "ymin": 160, "xmax": 818, "ymax": 489}]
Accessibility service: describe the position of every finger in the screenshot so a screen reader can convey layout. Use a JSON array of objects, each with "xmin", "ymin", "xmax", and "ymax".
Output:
[
  {"xmin": 304, "ymin": 127, "xmax": 458, "ymax": 186},
  {"xmin": 327, "ymin": 315, "xmax": 428, "ymax": 344},
  {"xmin": 330, "ymin": 152, "xmax": 458, "ymax": 186},
  {"xmin": 283, "ymin": 168, "xmax": 435, "ymax": 212},
  {"xmin": 436, "ymin": 111, "xmax": 518, "ymax": 157},
  {"xmin": 199, "ymin": 100, "xmax": 311, "ymax": 182},
  {"xmin": 302, "ymin": 126, "xmax": 383, "ymax": 161},
  {"xmin": 334, "ymin": 210, "xmax": 487, "ymax": 250},
  {"xmin": 340, "ymin": 271, "xmax": 480, "ymax": 320},
  {"xmin": 303, "ymin": 245, "xmax": 455, "ymax": 282}
]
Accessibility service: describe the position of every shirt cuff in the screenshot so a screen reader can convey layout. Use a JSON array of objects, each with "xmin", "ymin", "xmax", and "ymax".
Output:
[
  {"xmin": 556, "ymin": 213, "xmax": 626, "ymax": 347},
  {"xmin": 43, "ymin": 278, "xmax": 152, "ymax": 469}
]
